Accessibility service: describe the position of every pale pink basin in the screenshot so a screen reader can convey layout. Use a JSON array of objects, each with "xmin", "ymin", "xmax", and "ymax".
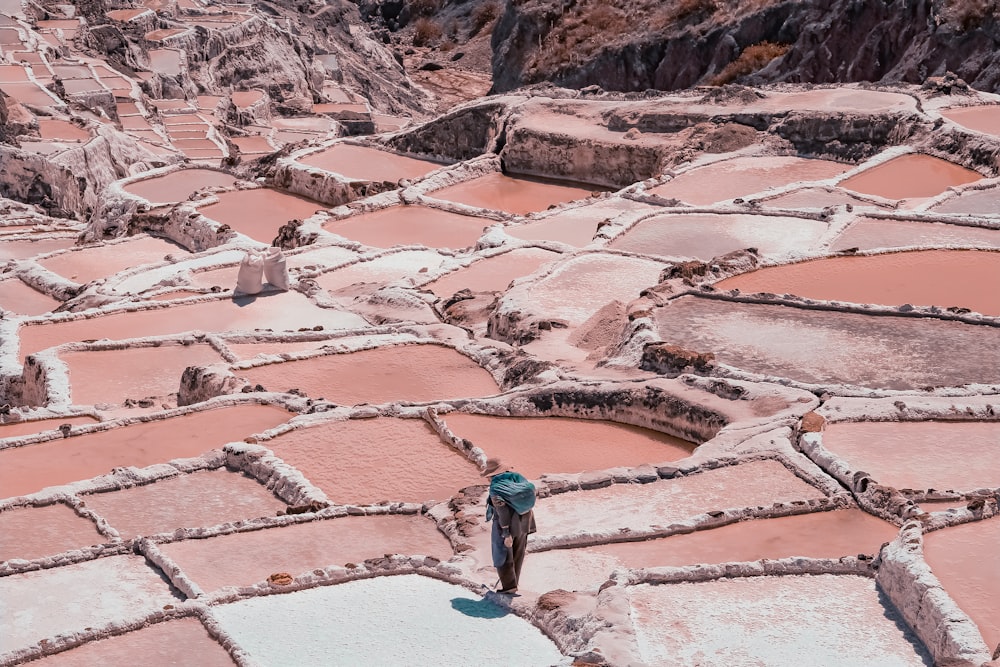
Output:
[
  {"xmin": 231, "ymin": 90, "xmax": 263, "ymax": 108},
  {"xmin": 226, "ymin": 340, "xmax": 335, "ymax": 360},
  {"xmin": 231, "ymin": 136, "xmax": 273, "ymax": 154},
  {"xmin": 441, "ymin": 413, "xmax": 695, "ymax": 477},
  {"xmin": 149, "ymin": 49, "xmax": 182, "ymax": 76},
  {"xmin": 0, "ymin": 237, "xmax": 77, "ymax": 262},
  {"xmin": 240, "ymin": 344, "xmax": 498, "ymax": 405},
  {"xmin": 299, "ymin": 143, "xmax": 443, "ymax": 182},
  {"xmin": 38, "ymin": 236, "xmax": 186, "ymax": 284},
  {"xmin": 82, "ymin": 469, "xmax": 284, "ymax": 539},
  {"xmin": 0, "ymin": 502, "xmax": 104, "ymax": 562},
  {"xmin": 716, "ymin": 250, "xmax": 1000, "ymax": 315},
  {"xmin": 0, "ymin": 278, "xmax": 60, "ymax": 315},
  {"xmin": 424, "ymin": 248, "xmax": 560, "ymax": 298},
  {"xmin": 106, "ymin": 8, "xmax": 150, "ymax": 20},
  {"xmin": 28, "ymin": 618, "xmax": 236, "ymax": 667},
  {"xmin": 822, "ymin": 421, "xmax": 1000, "ymax": 492},
  {"xmin": 1, "ymin": 82, "xmax": 57, "ymax": 106},
  {"xmin": 267, "ymin": 417, "xmax": 481, "ymax": 503},
  {"xmin": 923, "ymin": 516, "xmax": 1000, "ymax": 652},
  {"xmin": 839, "ymin": 154, "xmax": 982, "ymax": 200},
  {"xmin": 832, "ymin": 216, "xmax": 1000, "ymax": 251},
  {"xmin": 0, "ymin": 416, "xmax": 98, "ymax": 441},
  {"xmin": 760, "ymin": 186, "xmax": 891, "ymax": 210},
  {"xmin": 0, "ymin": 404, "xmax": 291, "ymax": 499},
  {"xmin": 38, "ymin": 119, "xmax": 90, "ymax": 141},
  {"xmin": 323, "ymin": 206, "xmax": 487, "ymax": 249},
  {"xmin": 145, "ymin": 27, "xmax": 187, "ymax": 40},
  {"xmin": 941, "ymin": 105, "xmax": 1000, "ymax": 136},
  {"xmin": 431, "ymin": 173, "xmax": 599, "ymax": 215},
  {"xmin": 161, "ymin": 514, "xmax": 452, "ymax": 592},
  {"xmin": 508, "ymin": 200, "xmax": 657, "ymax": 247},
  {"xmin": 199, "ymin": 188, "xmax": 325, "ymax": 243},
  {"xmin": 930, "ymin": 185, "xmax": 1000, "ymax": 216}
]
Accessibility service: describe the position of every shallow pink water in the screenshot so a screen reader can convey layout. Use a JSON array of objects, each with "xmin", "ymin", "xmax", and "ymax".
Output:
[
  {"xmin": 106, "ymin": 8, "xmax": 149, "ymax": 20},
  {"xmin": 226, "ymin": 340, "xmax": 334, "ymax": 360},
  {"xmin": 839, "ymin": 154, "xmax": 982, "ymax": 200},
  {"xmin": 2, "ymin": 81, "xmax": 57, "ymax": 106},
  {"xmin": 0, "ymin": 63, "xmax": 29, "ymax": 81},
  {"xmin": 832, "ymin": 216, "xmax": 1000, "ymax": 251},
  {"xmin": 0, "ymin": 415, "xmax": 98, "ymax": 441},
  {"xmin": 82, "ymin": 469, "xmax": 284, "ymax": 539},
  {"xmin": 324, "ymin": 205, "xmax": 487, "ymax": 249},
  {"xmin": 760, "ymin": 186, "xmax": 892, "ymax": 210},
  {"xmin": 231, "ymin": 136, "xmax": 273, "ymax": 154},
  {"xmin": 38, "ymin": 119, "xmax": 90, "ymax": 141},
  {"xmin": 822, "ymin": 421, "xmax": 1000, "ymax": 491},
  {"xmin": 299, "ymin": 143, "xmax": 443, "ymax": 182},
  {"xmin": 62, "ymin": 79, "xmax": 103, "ymax": 94},
  {"xmin": 144, "ymin": 27, "xmax": 187, "ymax": 40},
  {"xmin": 231, "ymin": 90, "xmax": 263, "ymax": 108},
  {"xmin": 0, "ymin": 277, "xmax": 60, "ymax": 315},
  {"xmin": 240, "ymin": 344, "xmax": 499, "ymax": 405},
  {"xmin": 268, "ymin": 417, "xmax": 481, "ymax": 503},
  {"xmin": 507, "ymin": 200, "xmax": 656, "ymax": 247},
  {"xmin": 61, "ymin": 344, "xmax": 222, "ymax": 406},
  {"xmin": 716, "ymin": 250, "xmax": 1000, "ymax": 315},
  {"xmin": 199, "ymin": 188, "xmax": 324, "ymax": 243},
  {"xmin": 0, "ymin": 404, "xmax": 291, "ymax": 499},
  {"xmin": 924, "ymin": 516, "xmax": 1000, "ymax": 652},
  {"xmin": 424, "ymin": 248, "xmax": 560, "ymax": 298},
  {"xmin": 930, "ymin": 186, "xmax": 1000, "ymax": 216},
  {"xmin": 161, "ymin": 514, "xmax": 452, "ymax": 591},
  {"xmin": 38, "ymin": 236, "xmax": 185, "ymax": 284},
  {"xmin": 29, "ymin": 617, "xmax": 236, "ymax": 667},
  {"xmin": 941, "ymin": 105, "xmax": 1000, "ymax": 136},
  {"xmin": 431, "ymin": 173, "xmax": 598, "ymax": 215},
  {"xmin": 0, "ymin": 502, "xmax": 104, "ymax": 561},
  {"xmin": 0, "ymin": 237, "xmax": 77, "ymax": 261},
  {"xmin": 442, "ymin": 413, "xmax": 694, "ymax": 477},
  {"xmin": 148, "ymin": 49, "xmax": 182, "ymax": 76}
]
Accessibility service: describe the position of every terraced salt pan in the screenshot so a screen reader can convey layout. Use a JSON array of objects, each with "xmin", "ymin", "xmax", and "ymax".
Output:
[
  {"xmin": 652, "ymin": 296, "xmax": 1000, "ymax": 390},
  {"xmin": 123, "ymin": 169, "xmax": 237, "ymax": 204},
  {"xmin": 431, "ymin": 172, "xmax": 599, "ymax": 215},
  {"xmin": 716, "ymin": 250, "xmax": 1000, "ymax": 315},
  {"xmin": 647, "ymin": 156, "xmax": 850, "ymax": 205},
  {"xmin": 756, "ymin": 186, "xmax": 890, "ymax": 210},
  {"xmin": 37, "ymin": 119, "xmax": 90, "ymax": 141},
  {"xmin": 212, "ymin": 575, "xmax": 563, "ymax": 666},
  {"xmin": 0, "ymin": 277, "xmax": 60, "ymax": 315},
  {"xmin": 442, "ymin": 413, "xmax": 695, "ymax": 477},
  {"xmin": 628, "ymin": 575, "xmax": 931, "ymax": 666},
  {"xmin": 520, "ymin": 509, "xmax": 898, "ymax": 593},
  {"xmin": 822, "ymin": 421, "xmax": 1000, "ymax": 492},
  {"xmin": 226, "ymin": 339, "xmax": 337, "ymax": 360},
  {"xmin": 148, "ymin": 49, "xmax": 182, "ymax": 76},
  {"xmin": 746, "ymin": 88, "xmax": 917, "ymax": 113},
  {"xmin": 423, "ymin": 247, "xmax": 561, "ymax": 298},
  {"xmin": 0, "ymin": 237, "xmax": 76, "ymax": 261},
  {"xmin": 940, "ymin": 104, "xmax": 1000, "ymax": 135},
  {"xmin": 831, "ymin": 216, "xmax": 1000, "ymax": 251},
  {"xmin": 0, "ymin": 555, "xmax": 179, "ymax": 657},
  {"xmin": 323, "ymin": 205, "xmax": 487, "ymax": 249},
  {"xmin": 0, "ymin": 415, "xmax": 98, "ymax": 441},
  {"xmin": 2, "ymin": 82, "xmax": 59, "ymax": 106},
  {"xmin": 535, "ymin": 459, "xmax": 824, "ymax": 538},
  {"xmin": 161, "ymin": 514, "xmax": 452, "ymax": 592},
  {"xmin": 507, "ymin": 199, "xmax": 658, "ymax": 246},
  {"xmin": 266, "ymin": 417, "xmax": 481, "ymax": 503},
  {"xmin": 929, "ymin": 185, "xmax": 1000, "ymax": 215},
  {"xmin": 18, "ymin": 291, "xmax": 368, "ymax": 359},
  {"xmin": 610, "ymin": 212, "xmax": 829, "ymax": 260},
  {"xmin": 0, "ymin": 404, "xmax": 291, "ymax": 499},
  {"xmin": 199, "ymin": 189, "xmax": 326, "ymax": 243},
  {"xmin": 61, "ymin": 343, "xmax": 223, "ymax": 406},
  {"xmin": 82, "ymin": 469, "xmax": 284, "ymax": 539},
  {"xmin": 0, "ymin": 502, "xmax": 104, "ymax": 562},
  {"xmin": 28, "ymin": 617, "xmax": 236, "ymax": 667},
  {"xmin": 923, "ymin": 516, "xmax": 1000, "ymax": 652},
  {"xmin": 838, "ymin": 154, "xmax": 982, "ymax": 201},
  {"xmin": 299, "ymin": 143, "xmax": 445, "ymax": 182},
  {"xmin": 37, "ymin": 236, "xmax": 186, "ymax": 284}
]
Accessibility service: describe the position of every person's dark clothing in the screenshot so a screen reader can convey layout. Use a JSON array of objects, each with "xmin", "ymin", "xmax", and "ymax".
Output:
[{"xmin": 486, "ymin": 474, "xmax": 537, "ymax": 592}]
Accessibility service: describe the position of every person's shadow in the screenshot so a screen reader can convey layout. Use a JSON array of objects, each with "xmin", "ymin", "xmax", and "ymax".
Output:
[{"xmin": 450, "ymin": 597, "xmax": 510, "ymax": 619}]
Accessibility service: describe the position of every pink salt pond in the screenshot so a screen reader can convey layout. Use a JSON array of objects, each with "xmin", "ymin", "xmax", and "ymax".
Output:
[
  {"xmin": 0, "ymin": 404, "xmax": 291, "ymax": 499},
  {"xmin": 28, "ymin": 617, "xmax": 236, "ymax": 667},
  {"xmin": 0, "ymin": 502, "xmax": 104, "ymax": 562},
  {"xmin": 37, "ymin": 118, "xmax": 90, "ymax": 141},
  {"xmin": 423, "ymin": 247, "xmax": 560, "ymax": 298},
  {"xmin": 0, "ymin": 277, "xmax": 60, "ymax": 315},
  {"xmin": 37, "ymin": 235, "xmax": 186, "ymax": 284},
  {"xmin": 266, "ymin": 417, "xmax": 481, "ymax": 503},
  {"xmin": 160, "ymin": 514, "xmax": 452, "ymax": 592},
  {"xmin": 508, "ymin": 199, "xmax": 658, "ymax": 247},
  {"xmin": 431, "ymin": 172, "xmax": 599, "ymax": 215},
  {"xmin": 199, "ymin": 188, "xmax": 324, "ymax": 243},
  {"xmin": 923, "ymin": 516, "xmax": 1000, "ymax": 652},
  {"xmin": 231, "ymin": 90, "xmax": 263, "ymax": 108},
  {"xmin": 930, "ymin": 184, "xmax": 1000, "ymax": 216},
  {"xmin": 0, "ymin": 415, "xmax": 97, "ymax": 441},
  {"xmin": 940, "ymin": 104, "xmax": 1000, "ymax": 136},
  {"xmin": 716, "ymin": 250, "xmax": 1000, "ymax": 315},
  {"xmin": 442, "ymin": 413, "xmax": 695, "ymax": 477},
  {"xmin": 648, "ymin": 156, "xmax": 850, "ymax": 205},
  {"xmin": 298, "ymin": 143, "xmax": 444, "ymax": 182},
  {"xmin": 323, "ymin": 205, "xmax": 488, "ymax": 249},
  {"xmin": 821, "ymin": 421, "xmax": 1000, "ymax": 492},
  {"xmin": 148, "ymin": 49, "xmax": 182, "ymax": 76},
  {"xmin": 144, "ymin": 27, "xmax": 187, "ymax": 41},
  {"xmin": 832, "ymin": 216, "xmax": 1000, "ymax": 251},
  {"xmin": 839, "ymin": 153, "xmax": 982, "ymax": 201},
  {"xmin": 239, "ymin": 344, "xmax": 499, "ymax": 405},
  {"xmin": 0, "ymin": 237, "xmax": 77, "ymax": 261},
  {"xmin": 82, "ymin": 469, "xmax": 284, "ymax": 539}
]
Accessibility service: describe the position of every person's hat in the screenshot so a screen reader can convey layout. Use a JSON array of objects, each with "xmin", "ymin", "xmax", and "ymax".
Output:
[{"xmin": 480, "ymin": 457, "xmax": 510, "ymax": 477}]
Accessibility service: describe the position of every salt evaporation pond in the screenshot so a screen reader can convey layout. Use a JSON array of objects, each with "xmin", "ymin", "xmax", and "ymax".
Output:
[
  {"xmin": 609, "ymin": 212, "xmax": 829, "ymax": 260},
  {"xmin": 759, "ymin": 186, "xmax": 890, "ymax": 210},
  {"xmin": 212, "ymin": 575, "xmax": 562, "ymax": 665},
  {"xmin": 652, "ymin": 296, "xmax": 1000, "ymax": 390},
  {"xmin": 831, "ymin": 216, "xmax": 1000, "ymax": 251},
  {"xmin": 0, "ymin": 237, "xmax": 78, "ymax": 261},
  {"xmin": 0, "ymin": 555, "xmax": 179, "ymax": 656},
  {"xmin": 299, "ymin": 143, "xmax": 445, "ymax": 182},
  {"xmin": 423, "ymin": 247, "xmax": 560, "ymax": 298},
  {"xmin": 37, "ymin": 118, "xmax": 90, "ymax": 141},
  {"xmin": 628, "ymin": 575, "xmax": 931, "ymax": 666},
  {"xmin": 929, "ymin": 184, "xmax": 1000, "ymax": 215},
  {"xmin": 923, "ymin": 516, "xmax": 1000, "ymax": 652},
  {"xmin": 0, "ymin": 415, "xmax": 97, "ymax": 441},
  {"xmin": 0, "ymin": 277, "xmax": 60, "ymax": 315},
  {"xmin": 199, "ymin": 188, "xmax": 324, "ymax": 243},
  {"xmin": 267, "ymin": 417, "xmax": 480, "ymax": 503},
  {"xmin": 161, "ymin": 514, "xmax": 452, "ymax": 592},
  {"xmin": 323, "ymin": 205, "xmax": 487, "ymax": 249},
  {"xmin": 0, "ymin": 404, "xmax": 291, "ymax": 499},
  {"xmin": 431, "ymin": 172, "xmax": 598, "ymax": 215},
  {"xmin": 239, "ymin": 344, "xmax": 498, "ymax": 405},
  {"xmin": 647, "ymin": 156, "xmax": 850, "ymax": 205},
  {"xmin": 940, "ymin": 104, "xmax": 1000, "ymax": 135},
  {"xmin": 521, "ymin": 509, "xmax": 898, "ymax": 593},
  {"xmin": 821, "ymin": 421, "xmax": 1000, "ymax": 491},
  {"xmin": 225, "ymin": 339, "xmax": 337, "ymax": 360},
  {"xmin": 0, "ymin": 502, "xmax": 104, "ymax": 562},
  {"xmin": 716, "ymin": 250, "xmax": 1000, "ymax": 315},
  {"xmin": 313, "ymin": 249, "xmax": 447, "ymax": 291},
  {"xmin": 442, "ymin": 413, "xmax": 694, "ymax": 477},
  {"xmin": 508, "ymin": 199, "xmax": 658, "ymax": 246},
  {"xmin": 81, "ymin": 469, "xmax": 285, "ymax": 539},
  {"xmin": 36, "ymin": 235, "xmax": 186, "ymax": 284},
  {"xmin": 28, "ymin": 618, "xmax": 236, "ymax": 667},
  {"xmin": 535, "ymin": 459, "xmax": 825, "ymax": 538},
  {"xmin": 838, "ymin": 154, "xmax": 982, "ymax": 201},
  {"xmin": 123, "ymin": 168, "xmax": 237, "ymax": 204}
]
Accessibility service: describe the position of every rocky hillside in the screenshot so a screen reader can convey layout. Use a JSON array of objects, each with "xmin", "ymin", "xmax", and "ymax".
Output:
[{"xmin": 489, "ymin": 0, "xmax": 1000, "ymax": 93}]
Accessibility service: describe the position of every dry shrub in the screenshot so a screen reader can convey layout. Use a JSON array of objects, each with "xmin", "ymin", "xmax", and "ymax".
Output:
[
  {"xmin": 665, "ymin": 0, "xmax": 719, "ymax": 24},
  {"xmin": 710, "ymin": 41, "xmax": 789, "ymax": 85},
  {"xmin": 942, "ymin": 0, "xmax": 997, "ymax": 30},
  {"xmin": 409, "ymin": 0, "xmax": 442, "ymax": 17},
  {"xmin": 470, "ymin": 1, "xmax": 500, "ymax": 36},
  {"xmin": 529, "ymin": 1, "xmax": 628, "ymax": 73},
  {"xmin": 413, "ymin": 16, "xmax": 442, "ymax": 46}
]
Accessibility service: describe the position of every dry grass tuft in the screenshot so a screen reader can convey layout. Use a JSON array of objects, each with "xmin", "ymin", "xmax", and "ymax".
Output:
[
  {"xmin": 408, "ymin": 0, "xmax": 442, "ymax": 17},
  {"xmin": 941, "ymin": 0, "xmax": 997, "ymax": 30},
  {"xmin": 412, "ymin": 16, "xmax": 443, "ymax": 46},
  {"xmin": 710, "ymin": 41, "xmax": 789, "ymax": 85},
  {"xmin": 470, "ymin": 1, "xmax": 501, "ymax": 36}
]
